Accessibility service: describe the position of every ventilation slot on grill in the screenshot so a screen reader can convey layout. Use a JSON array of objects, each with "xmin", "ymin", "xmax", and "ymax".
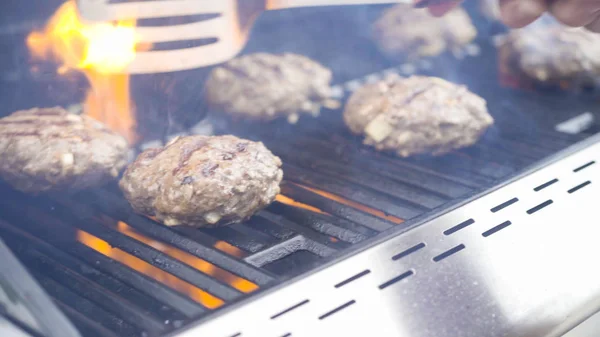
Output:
[
  {"xmin": 482, "ymin": 221, "xmax": 512, "ymax": 237},
  {"xmin": 444, "ymin": 219, "xmax": 475, "ymax": 235},
  {"xmin": 318, "ymin": 300, "xmax": 356, "ymax": 320},
  {"xmin": 270, "ymin": 300, "xmax": 310, "ymax": 320},
  {"xmin": 574, "ymin": 161, "xmax": 595, "ymax": 173},
  {"xmin": 534, "ymin": 179, "xmax": 558, "ymax": 192},
  {"xmin": 378, "ymin": 270, "xmax": 414, "ymax": 290},
  {"xmin": 334, "ymin": 270, "xmax": 371, "ymax": 288},
  {"xmin": 568, "ymin": 181, "xmax": 592, "ymax": 194},
  {"xmin": 490, "ymin": 198, "xmax": 519, "ymax": 213},
  {"xmin": 432, "ymin": 244, "xmax": 465, "ymax": 262},
  {"xmin": 392, "ymin": 242, "xmax": 426, "ymax": 261},
  {"xmin": 527, "ymin": 200, "xmax": 554, "ymax": 215}
]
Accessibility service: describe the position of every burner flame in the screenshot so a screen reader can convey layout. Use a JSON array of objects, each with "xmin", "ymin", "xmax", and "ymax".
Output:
[
  {"xmin": 76, "ymin": 222, "xmax": 258, "ymax": 309},
  {"xmin": 27, "ymin": 1, "xmax": 142, "ymax": 143}
]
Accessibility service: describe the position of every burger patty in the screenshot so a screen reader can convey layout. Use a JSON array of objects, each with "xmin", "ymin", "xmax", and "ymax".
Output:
[
  {"xmin": 343, "ymin": 75, "xmax": 493, "ymax": 157},
  {"xmin": 119, "ymin": 135, "xmax": 283, "ymax": 227},
  {"xmin": 499, "ymin": 23, "xmax": 600, "ymax": 84},
  {"xmin": 204, "ymin": 53, "xmax": 334, "ymax": 124},
  {"xmin": 372, "ymin": 5, "xmax": 477, "ymax": 60},
  {"xmin": 0, "ymin": 107, "xmax": 129, "ymax": 194}
]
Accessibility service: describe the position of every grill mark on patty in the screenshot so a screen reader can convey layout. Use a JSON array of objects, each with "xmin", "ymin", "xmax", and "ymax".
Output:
[
  {"xmin": 2, "ymin": 132, "xmax": 41, "ymax": 137},
  {"xmin": 400, "ymin": 84, "xmax": 435, "ymax": 106},
  {"xmin": 0, "ymin": 119, "xmax": 74, "ymax": 127},
  {"xmin": 201, "ymin": 162, "xmax": 219, "ymax": 177},
  {"xmin": 172, "ymin": 139, "xmax": 208, "ymax": 175},
  {"xmin": 236, "ymin": 142, "xmax": 248, "ymax": 152},
  {"xmin": 31, "ymin": 109, "xmax": 65, "ymax": 116}
]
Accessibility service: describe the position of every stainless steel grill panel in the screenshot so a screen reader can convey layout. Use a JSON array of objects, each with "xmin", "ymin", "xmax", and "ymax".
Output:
[{"xmin": 176, "ymin": 135, "xmax": 600, "ymax": 337}]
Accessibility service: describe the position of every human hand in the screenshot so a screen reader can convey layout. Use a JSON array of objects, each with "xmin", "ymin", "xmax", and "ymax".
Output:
[
  {"xmin": 498, "ymin": 0, "xmax": 600, "ymax": 32},
  {"xmin": 420, "ymin": 0, "xmax": 600, "ymax": 32}
]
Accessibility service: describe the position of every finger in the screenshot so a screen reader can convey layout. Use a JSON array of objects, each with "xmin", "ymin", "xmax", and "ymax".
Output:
[
  {"xmin": 499, "ymin": 0, "xmax": 548, "ymax": 28},
  {"xmin": 550, "ymin": 0, "xmax": 600, "ymax": 27},
  {"xmin": 427, "ymin": 1, "xmax": 461, "ymax": 17},
  {"xmin": 585, "ymin": 15, "xmax": 600, "ymax": 32}
]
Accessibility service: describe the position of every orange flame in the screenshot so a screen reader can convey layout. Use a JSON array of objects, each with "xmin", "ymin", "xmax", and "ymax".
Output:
[
  {"xmin": 115, "ymin": 222, "xmax": 258, "ymax": 294},
  {"xmin": 76, "ymin": 223, "xmax": 259, "ymax": 308},
  {"xmin": 27, "ymin": 1, "xmax": 141, "ymax": 143},
  {"xmin": 294, "ymin": 184, "xmax": 404, "ymax": 224},
  {"xmin": 276, "ymin": 195, "xmax": 329, "ymax": 215},
  {"xmin": 77, "ymin": 230, "xmax": 224, "ymax": 308}
]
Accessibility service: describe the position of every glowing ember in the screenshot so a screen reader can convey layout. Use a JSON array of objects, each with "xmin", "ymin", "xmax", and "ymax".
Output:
[
  {"xmin": 115, "ymin": 222, "xmax": 258, "ymax": 294},
  {"xmin": 294, "ymin": 184, "xmax": 405, "ymax": 224},
  {"xmin": 76, "ymin": 223, "xmax": 259, "ymax": 308},
  {"xmin": 77, "ymin": 230, "xmax": 224, "ymax": 309},
  {"xmin": 214, "ymin": 241, "xmax": 247, "ymax": 258},
  {"xmin": 276, "ymin": 195, "xmax": 329, "ymax": 215},
  {"xmin": 27, "ymin": 1, "xmax": 141, "ymax": 143}
]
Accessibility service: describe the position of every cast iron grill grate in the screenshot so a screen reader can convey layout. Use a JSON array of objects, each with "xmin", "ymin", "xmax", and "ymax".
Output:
[{"xmin": 0, "ymin": 107, "xmax": 587, "ymax": 336}]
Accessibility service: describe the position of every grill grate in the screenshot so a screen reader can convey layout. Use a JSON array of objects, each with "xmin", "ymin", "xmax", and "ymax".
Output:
[
  {"xmin": 0, "ymin": 4, "xmax": 597, "ymax": 336},
  {"xmin": 0, "ymin": 108, "xmax": 587, "ymax": 336}
]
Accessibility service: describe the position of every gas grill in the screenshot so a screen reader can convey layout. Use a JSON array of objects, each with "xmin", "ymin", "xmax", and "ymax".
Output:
[{"xmin": 1, "ymin": 2, "xmax": 600, "ymax": 337}]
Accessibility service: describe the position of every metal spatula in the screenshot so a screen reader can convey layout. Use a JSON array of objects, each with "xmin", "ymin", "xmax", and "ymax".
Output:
[{"xmin": 76, "ymin": 0, "xmax": 453, "ymax": 74}]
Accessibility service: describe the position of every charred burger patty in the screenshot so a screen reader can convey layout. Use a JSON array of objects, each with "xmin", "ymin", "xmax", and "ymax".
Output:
[
  {"xmin": 204, "ymin": 53, "xmax": 334, "ymax": 124},
  {"xmin": 0, "ymin": 107, "xmax": 129, "ymax": 194},
  {"xmin": 119, "ymin": 135, "xmax": 283, "ymax": 227},
  {"xmin": 372, "ymin": 5, "xmax": 477, "ymax": 60},
  {"xmin": 500, "ymin": 23, "xmax": 600, "ymax": 84},
  {"xmin": 344, "ymin": 75, "xmax": 493, "ymax": 157}
]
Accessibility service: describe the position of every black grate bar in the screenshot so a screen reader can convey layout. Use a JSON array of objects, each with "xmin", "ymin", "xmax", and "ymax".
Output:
[
  {"xmin": 0, "ymin": 206, "xmax": 207, "ymax": 316},
  {"xmin": 257, "ymin": 211, "xmax": 348, "ymax": 249},
  {"xmin": 527, "ymin": 200, "xmax": 554, "ymax": 215},
  {"xmin": 0, "ymin": 196, "xmax": 242, "ymax": 302},
  {"xmin": 276, "ymin": 148, "xmax": 452, "ymax": 206},
  {"xmin": 444, "ymin": 219, "xmax": 475, "ymax": 236},
  {"xmin": 32, "ymin": 273, "xmax": 144, "ymax": 337},
  {"xmin": 244, "ymin": 217, "xmax": 298, "ymax": 241},
  {"xmin": 46, "ymin": 197, "xmax": 244, "ymax": 301},
  {"xmin": 289, "ymin": 137, "xmax": 474, "ymax": 198},
  {"xmin": 244, "ymin": 235, "xmax": 336, "ymax": 268},
  {"xmin": 0, "ymin": 224, "xmax": 187, "ymax": 322},
  {"xmin": 85, "ymin": 189, "xmax": 275, "ymax": 285},
  {"xmin": 201, "ymin": 225, "xmax": 271, "ymax": 254},
  {"xmin": 364, "ymin": 147, "xmax": 489, "ymax": 189},
  {"xmin": 13, "ymin": 245, "xmax": 169, "ymax": 333},
  {"xmin": 378, "ymin": 270, "xmax": 414, "ymax": 290},
  {"xmin": 269, "ymin": 202, "xmax": 374, "ymax": 243},
  {"xmin": 482, "ymin": 221, "xmax": 513, "ymax": 237},
  {"xmin": 433, "ymin": 244, "xmax": 466, "ymax": 262},
  {"xmin": 534, "ymin": 179, "xmax": 559, "ymax": 192},
  {"xmin": 392, "ymin": 242, "xmax": 426, "ymax": 261},
  {"xmin": 406, "ymin": 155, "xmax": 499, "ymax": 186},
  {"xmin": 318, "ymin": 300, "xmax": 356, "ymax": 320},
  {"xmin": 334, "ymin": 270, "xmax": 371, "ymax": 288},
  {"xmin": 270, "ymin": 299, "xmax": 310, "ymax": 320},
  {"xmin": 283, "ymin": 164, "xmax": 423, "ymax": 219},
  {"xmin": 490, "ymin": 198, "xmax": 519, "ymax": 213},
  {"xmin": 574, "ymin": 161, "xmax": 596, "ymax": 172},
  {"xmin": 55, "ymin": 301, "xmax": 119, "ymax": 337},
  {"xmin": 280, "ymin": 183, "xmax": 394, "ymax": 232},
  {"xmin": 568, "ymin": 181, "xmax": 592, "ymax": 194}
]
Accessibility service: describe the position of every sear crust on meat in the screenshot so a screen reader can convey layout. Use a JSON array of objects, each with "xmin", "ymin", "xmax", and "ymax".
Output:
[
  {"xmin": 119, "ymin": 135, "xmax": 283, "ymax": 227},
  {"xmin": 0, "ymin": 107, "xmax": 129, "ymax": 194},
  {"xmin": 343, "ymin": 75, "xmax": 493, "ymax": 157},
  {"xmin": 204, "ymin": 53, "xmax": 334, "ymax": 124},
  {"xmin": 499, "ymin": 23, "xmax": 600, "ymax": 84},
  {"xmin": 372, "ymin": 5, "xmax": 477, "ymax": 60}
]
